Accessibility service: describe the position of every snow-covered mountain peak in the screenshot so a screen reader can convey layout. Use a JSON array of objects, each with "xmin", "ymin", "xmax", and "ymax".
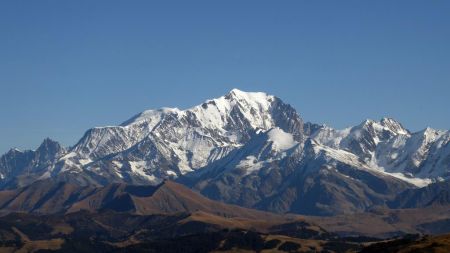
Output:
[
  {"xmin": 36, "ymin": 138, "xmax": 66, "ymax": 157},
  {"xmin": 421, "ymin": 127, "xmax": 444, "ymax": 138},
  {"xmin": 411, "ymin": 127, "xmax": 448, "ymax": 154},
  {"xmin": 6, "ymin": 148, "xmax": 23, "ymax": 155},
  {"xmin": 38, "ymin": 138, "xmax": 61, "ymax": 148},
  {"xmin": 356, "ymin": 118, "xmax": 408, "ymax": 136},
  {"xmin": 121, "ymin": 89, "xmax": 276, "ymax": 128},
  {"xmin": 226, "ymin": 88, "xmax": 274, "ymax": 106},
  {"xmin": 379, "ymin": 117, "xmax": 410, "ymax": 135},
  {"xmin": 186, "ymin": 89, "xmax": 282, "ymax": 132}
]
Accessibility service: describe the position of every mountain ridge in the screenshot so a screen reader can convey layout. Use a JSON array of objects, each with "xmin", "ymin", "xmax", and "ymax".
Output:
[{"xmin": 1, "ymin": 89, "xmax": 449, "ymax": 216}]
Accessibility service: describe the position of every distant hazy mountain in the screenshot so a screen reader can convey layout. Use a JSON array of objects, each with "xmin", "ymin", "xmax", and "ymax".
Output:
[{"xmin": 1, "ymin": 89, "xmax": 449, "ymax": 215}]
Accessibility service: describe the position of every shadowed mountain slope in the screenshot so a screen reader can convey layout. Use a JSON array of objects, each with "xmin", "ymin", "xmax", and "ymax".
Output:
[{"xmin": 0, "ymin": 179, "xmax": 283, "ymax": 222}]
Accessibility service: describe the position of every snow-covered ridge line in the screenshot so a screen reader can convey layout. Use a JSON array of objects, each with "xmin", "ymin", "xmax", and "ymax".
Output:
[
  {"xmin": 310, "ymin": 117, "xmax": 450, "ymax": 187},
  {"xmin": 0, "ymin": 88, "xmax": 449, "ymax": 192},
  {"xmin": 40, "ymin": 88, "xmax": 304, "ymax": 186},
  {"xmin": 121, "ymin": 89, "xmax": 275, "ymax": 127}
]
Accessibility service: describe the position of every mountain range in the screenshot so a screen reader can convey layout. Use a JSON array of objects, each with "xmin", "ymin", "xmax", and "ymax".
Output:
[
  {"xmin": 1, "ymin": 89, "xmax": 449, "ymax": 216},
  {"xmin": 1, "ymin": 179, "xmax": 450, "ymax": 252}
]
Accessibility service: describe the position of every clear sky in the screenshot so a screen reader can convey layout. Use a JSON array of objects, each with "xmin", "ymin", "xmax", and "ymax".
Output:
[{"xmin": 0, "ymin": 1, "xmax": 449, "ymax": 153}]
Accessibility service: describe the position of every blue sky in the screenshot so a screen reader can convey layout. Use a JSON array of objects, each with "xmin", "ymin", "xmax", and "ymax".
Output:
[{"xmin": 0, "ymin": 1, "xmax": 449, "ymax": 153}]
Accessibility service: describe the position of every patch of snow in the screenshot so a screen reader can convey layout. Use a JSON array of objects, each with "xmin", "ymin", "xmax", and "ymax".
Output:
[
  {"xmin": 129, "ymin": 161, "xmax": 158, "ymax": 183},
  {"xmin": 312, "ymin": 141, "xmax": 367, "ymax": 169},
  {"xmin": 312, "ymin": 126, "xmax": 351, "ymax": 148},
  {"xmin": 387, "ymin": 172, "xmax": 432, "ymax": 187},
  {"xmin": 364, "ymin": 151, "xmax": 432, "ymax": 187},
  {"xmin": 167, "ymin": 170, "xmax": 177, "ymax": 176},
  {"xmin": 177, "ymin": 161, "xmax": 194, "ymax": 174},
  {"xmin": 236, "ymin": 156, "xmax": 266, "ymax": 175},
  {"xmin": 112, "ymin": 161, "xmax": 123, "ymax": 168},
  {"xmin": 59, "ymin": 159, "xmax": 83, "ymax": 173},
  {"xmin": 86, "ymin": 166, "xmax": 101, "ymax": 172},
  {"xmin": 79, "ymin": 159, "xmax": 92, "ymax": 166},
  {"xmin": 267, "ymin": 128, "xmax": 297, "ymax": 151},
  {"xmin": 61, "ymin": 152, "xmax": 77, "ymax": 160}
]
